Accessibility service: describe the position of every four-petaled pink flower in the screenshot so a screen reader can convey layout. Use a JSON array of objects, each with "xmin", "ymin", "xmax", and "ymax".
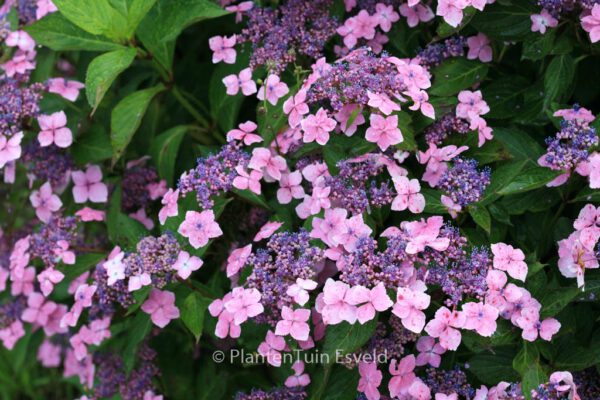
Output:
[
  {"xmin": 285, "ymin": 361, "xmax": 310, "ymax": 387},
  {"xmin": 392, "ymin": 282, "xmax": 431, "ymax": 333},
  {"xmin": 71, "ymin": 165, "xmax": 108, "ymax": 204},
  {"xmin": 37, "ymin": 111, "xmax": 72, "ymax": 148},
  {"xmin": 141, "ymin": 289, "xmax": 180, "ymax": 328},
  {"xmin": 399, "ymin": 3, "xmax": 434, "ymax": 27},
  {"xmin": 223, "ymin": 67, "xmax": 257, "ymax": 96},
  {"xmin": 6, "ymin": 30, "xmax": 35, "ymax": 52},
  {"xmin": 335, "ymin": 104, "xmax": 366, "ymax": 136},
  {"xmin": 257, "ymin": 74, "xmax": 289, "ymax": 105},
  {"xmin": 283, "ymin": 89, "xmax": 309, "ymax": 128},
  {"xmin": 178, "ymin": 210, "xmax": 223, "ymax": 249},
  {"xmin": 226, "ymin": 121, "xmax": 263, "ymax": 145},
  {"xmin": 277, "ymin": 171, "xmax": 304, "ymax": 204},
  {"xmin": 76, "ymin": 207, "xmax": 106, "ymax": 222},
  {"xmin": 491, "ymin": 242, "xmax": 528, "ymax": 282},
  {"xmin": 401, "ymin": 216, "xmax": 451, "ymax": 254},
  {"xmin": 437, "ymin": 0, "xmax": 468, "ymax": 28},
  {"xmin": 226, "ymin": 244, "xmax": 252, "ymax": 277},
  {"xmin": 319, "ymin": 279, "xmax": 357, "ymax": 325},
  {"xmin": 531, "ymin": 9, "xmax": 559, "ymax": 34},
  {"xmin": 0, "ymin": 132, "xmax": 24, "ymax": 168},
  {"xmin": 22, "ymin": 292, "xmax": 57, "ymax": 326},
  {"xmin": 209, "ymin": 35, "xmax": 237, "ymax": 64},
  {"xmin": 391, "ymin": 176, "xmax": 425, "ymax": 213},
  {"xmin": 358, "ymin": 361, "xmax": 382, "ymax": 400},
  {"xmin": 208, "ymin": 295, "xmax": 241, "ymax": 339},
  {"xmin": 0, "ymin": 320, "xmax": 25, "ymax": 350},
  {"xmin": 374, "ymin": 3, "xmax": 399, "ymax": 32},
  {"xmin": 467, "ymin": 33, "xmax": 492, "ymax": 62},
  {"xmin": 516, "ymin": 307, "xmax": 561, "ymax": 342},
  {"xmin": 257, "ymin": 330, "xmax": 286, "ymax": 367},
  {"xmin": 254, "ymin": 221, "xmax": 283, "ymax": 241},
  {"xmin": 48, "ymin": 78, "xmax": 84, "ymax": 102},
  {"xmin": 415, "ymin": 336, "xmax": 446, "ymax": 367},
  {"xmin": 233, "ymin": 166, "xmax": 263, "ymax": 195},
  {"xmin": 30, "ymin": 181, "xmax": 62, "ymax": 223},
  {"xmin": 158, "ymin": 189, "xmax": 179, "ymax": 225},
  {"xmin": 286, "ymin": 278, "xmax": 318, "ymax": 306},
  {"xmin": 301, "ymin": 108, "xmax": 337, "ymax": 145},
  {"xmin": 424, "ymin": 306, "xmax": 466, "ymax": 351},
  {"xmin": 36, "ymin": 0, "xmax": 58, "ymax": 19},
  {"xmin": 582, "ymin": 4, "xmax": 600, "ymax": 43},
  {"xmin": 224, "ymin": 287, "xmax": 264, "ymax": 325},
  {"xmin": 462, "ymin": 301, "xmax": 499, "ymax": 337},
  {"xmin": 456, "ymin": 90, "xmax": 490, "ymax": 123},
  {"xmin": 275, "ymin": 306, "xmax": 311, "ymax": 341},
  {"xmin": 37, "ymin": 268, "xmax": 64, "ymax": 297},
  {"xmin": 225, "ymin": 1, "xmax": 253, "ymax": 23},
  {"xmin": 365, "ymin": 114, "xmax": 403, "ymax": 151},
  {"xmin": 367, "ymin": 92, "xmax": 400, "ymax": 115},
  {"xmin": 347, "ymin": 283, "xmax": 393, "ymax": 324},
  {"xmin": 2, "ymin": 54, "xmax": 35, "ymax": 77},
  {"xmin": 103, "ymin": 246, "xmax": 126, "ymax": 286},
  {"xmin": 248, "ymin": 147, "xmax": 287, "ymax": 181},
  {"xmin": 173, "ymin": 250, "xmax": 203, "ymax": 279},
  {"xmin": 388, "ymin": 355, "xmax": 417, "ymax": 398},
  {"xmin": 436, "ymin": 394, "xmax": 458, "ymax": 400}
]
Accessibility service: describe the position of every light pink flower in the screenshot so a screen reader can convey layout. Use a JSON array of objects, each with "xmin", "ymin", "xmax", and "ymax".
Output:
[
  {"xmin": 223, "ymin": 67, "xmax": 257, "ymax": 96},
  {"xmin": 347, "ymin": 283, "xmax": 393, "ymax": 324},
  {"xmin": 367, "ymin": 91, "xmax": 400, "ymax": 115},
  {"xmin": 173, "ymin": 250, "xmax": 203, "ymax": 279},
  {"xmin": 36, "ymin": 0, "xmax": 57, "ymax": 19},
  {"xmin": 516, "ymin": 307, "xmax": 561, "ymax": 342},
  {"xmin": 277, "ymin": 171, "xmax": 304, "ymax": 204},
  {"xmin": 38, "ymin": 268, "xmax": 64, "ymax": 297},
  {"xmin": 158, "ymin": 189, "xmax": 179, "ymax": 225},
  {"xmin": 424, "ymin": 306, "xmax": 465, "ymax": 351},
  {"xmin": 225, "ymin": 1, "xmax": 253, "ymax": 22},
  {"xmin": 374, "ymin": 3, "xmax": 399, "ymax": 32},
  {"xmin": 388, "ymin": 355, "xmax": 417, "ymax": 398},
  {"xmin": 248, "ymin": 147, "xmax": 287, "ymax": 181},
  {"xmin": 257, "ymin": 330, "xmax": 286, "ymax": 366},
  {"xmin": 401, "ymin": 216, "xmax": 450, "ymax": 254},
  {"xmin": 319, "ymin": 279, "xmax": 357, "ymax": 325},
  {"xmin": 147, "ymin": 180, "xmax": 167, "ymax": 200},
  {"xmin": 71, "ymin": 165, "xmax": 108, "ymax": 203},
  {"xmin": 462, "ymin": 301, "xmax": 499, "ymax": 337},
  {"xmin": 37, "ymin": 111, "xmax": 72, "ymax": 148},
  {"xmin": 554, "ymin": 106, "xmax": 595, "ymax": 123},
  {"xmin": 0, "ymin": 320, "xmax": 25, "ymax": 350},
  {"xmin": 437, "ymin": 0, "xmax": 468, "ymax": 28},
  {"xmin": 30, "ymin": 181, "xmax": 62, "ymax": 223},
  {"xmin": 75, "ymin": 207, "xmax": 105, "ymax": 222},
  {"xmin": 257, "ymin": 74, "xmax": 289, "ymax": 105},
  {"xmin": 310, "ymin": 207, "xmax": 348, "ymax": 248},
  {"xmin": 285, "ymin": 361, "xmax": 310, "ymax": 387},
  {"xmin": 400, "ymin": 3, "xmax": 434, "ymax": 27},
  {"xmin": 22, "ymin": 292, "xmax": 57, "ymax": 326},
  {"xmin": 37, "ymin": 339, "xmax": 61, "ymax": 367},
  {"xmin": 275, "ymin": 306, "xmax": 311, "ymax": 341},
  {"xmin": 409, "ymin": 379, "xmax": 432, "ymax": 400},
  {"xmin": 0, "ymin": 131, "xmax": 24, "ymax": 168},
  {"xmin": 436, "ymin": 394, "xmax": 458, "ymax": 400},
  {"xmin": 233, "ymin": 166, "xmax": 262, "ymax": 194},
  {"xmin": 456, "ymin": 90, "xmax": 489, "ymax": 122},
  {"xmin": 391, "ymin": 176, "xmax": 425, "ymax": 213},
  {"xmin": 226, "ymin": 244, "xmax": 252, "ymax": 277},
  {"xmin": 103, "ymin": 247, "xmax": 126, "ymax": 286},
  {"xmin": 415, "ymin": 336, "xmax": 446, "ymax": 367},
  {"xmin": 47, "ymin": 78, "xmax": 84, "ymax": 102},
  {"xmin": 2, "ymin": 54, "xmax": 35, "ymax": 77},
  {"xmin": 366, "ymin": 114, "xmax": 403, "ymax": 151},
  {"xmin": 301, "ymin": 108, "xmax": 337, "ymax": 145},
  {"xmin": 406, "ymin": 89, "xmax": 435, "ymax": 119},
  {"xmin": 141, "ymin": 289, "xmax": 180, "ymax": 328},
  {"xmin": 467, "ymin": 33, "xmax": 492, "ymax": 62},
  {"xmin": 11, "ymin": 266, "xmax": 35, "ymax": 296},
  {"xmin": 335, "ymin": 214, "xmax": 372, "ymax": 252},
  {"xmin": 491, "ymin": 242, "xmax": 528, "ymax": 282},
  {"xmin": 224, "ymin": 287, "xmax": 264, "ymax": 324},
  {"xmin": 178, "ymin": 210, "xmax": 223, "ymax": 249},
  {"xmin": 128, "ymin": 272, "xmax": 151, "ymax": 292},
  {"xmin": 358, "ymin": 361, "xmax": 382, "ymax": 400},
  {"xmin": 392, "ymin": 282, "xmax": 431, "ymax": 333},
  {"xmin": 531, "ymin": 9, "xmax": 559, "ymax": 34},
  {"xmin": 441, "ymin": 194, "xmax": 462, "ymax": 219},
  {"xmin": 6, "ymin": 30, "xmax": 35, "ymax": 52},
  {"xmin": 129, "ymin": 208, "xmax": 154, "ymax": 230},
  {"xmin": 335, "ymin": 104, "xmax": 365, "ymax": 136},
  {"xmin": 208, "ymin": 296, "xmax": 241, "ymax": 339},
  {"xmin": 582, "ymin": 4, "xmax": 600, "ymax": 42},
  {"xmin": 283, "ymin": 89, "xmax": 309, "ymax": 128},
  {"xmin": 209, "ymin": 35, "xmax": 237, "ymax": 64},
  {"xmin": 558, "ymin": 231, "xmax": 598, "ymax": 288},
  {"xmin": 254, "ymin": 221, "xmax": 283, "ymax": 241},
  {"xmin": 286, "ymin": 278, "xmax": 318, "ymax": 306},
  {"xmin": 226, "ymin": 121, "xmax": 263, "ymax": 145}
]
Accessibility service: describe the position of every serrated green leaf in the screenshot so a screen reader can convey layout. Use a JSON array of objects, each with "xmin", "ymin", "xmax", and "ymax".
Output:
[
  {"xmin": 86, "ymin": 48, "xmax": 137, "ymax": 110},
  {"xmin": 180, "ymin": 292, "xmax": 211, "ymax": 342},
  {"xmin": 53, "ymin": 0, "xmax": 129, "ymax": 40}
]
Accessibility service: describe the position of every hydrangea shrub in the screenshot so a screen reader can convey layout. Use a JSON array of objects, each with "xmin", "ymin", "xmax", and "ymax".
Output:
[{"xmin": 0, "ymin": 0, "xmax": 600, "ymax": 399}]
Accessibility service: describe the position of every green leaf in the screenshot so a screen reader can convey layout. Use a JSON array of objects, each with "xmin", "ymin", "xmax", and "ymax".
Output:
[
  {"xmin": 321, "ymin": 319, "xmax": 378, "ymax": 363},
  {"xmin": 310, "ymin": 365, "xmax": 359, "ymax": 400},
  {"xmin": 539, "ymin": 287, "xmax": 580, "ymax": 318},
  {"xmin": 430, "ymin": 58, "xmax": 489, "ymax": 96},
  {"xmin": 109, "ymin": 0, "xmax": 158, "ymax": 37},
  {"xmin": 544, "ymin": 55, "xmax": 576, "ymax": 109},
  {"xmin": 58, "ymin": 253, "xmax": 105, "ymax": 281},
  {"xmin": 180, "ymin": 292, "xmax": 211, "ymax": 342},
  {"xmin": 122, "ymin": 312, "xmax": 152, "ymax": 371},
  {"xmin": 25, "ymin": 13, "xmax": 124, "ymax": 51},
  {"xmin": 111, "ymin": 84, "xmax": 164, "ymax": 162},
  {"xmin": 107, "ymin": 187, "xmax": 149, "ymax": 248},
  {"xmin": 480, "ymin": 160, "xmax": 528, "ymax": 204},
  {"xmin": 53, "ymin": 0, "xmax": 128, "ymax": 40},
  {"xmin": 492, "ymin": 127, "xmax": 545, "ymax": 160},
  {"xmin": 571, "ymin": 186, "xmax": 600, "ymax": 203},
  {"xmin": 71, "ymin": 125, "xmax": 113, "ymax": 164},
  {"xmin": 522, "ymin": 31, "xmax": 556, "ymax": 61},
  {"xmin": 86, "ymin": 48, "xmax": 137, "ymax": 110},
  {"xmin": 150, "ymin": 125, "xmax": 188, "ymax": 186},
  {"xmin": 468, "ymin": 205, "xmax": 491, "ymax": 234},
  {"xmin": 482, "ymin": 77, "xmax": 531, "ymax": 120},
  {"xmin": 513, "ymin": 342, "xmax": 539, "ymax": 376},
  {"xmin": 471, "ymin": 2, "xmax": 535, "ymax": 41},
  {"xmin": 468, "ymin": 347, "xmax": 520, "ymax": 385},
  {"xmin": 496, "ymin": 164, "xmax": 562, "ymax": 195},
  {"xmin": 522, "ymin": 364, "xmax": 548, "ymax": 400},
  {"xmin": 137, "ymin": 0, "xmax": 229, "ymax": 69}
]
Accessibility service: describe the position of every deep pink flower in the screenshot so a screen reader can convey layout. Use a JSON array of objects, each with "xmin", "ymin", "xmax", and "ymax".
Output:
[
  {"xmin": 224, "ymin": 287, "xmax": 264, "ymax": 325},
  {"xmin": 388, "ymin": 355, "xmax": 417, "ymax": 398},
  {"xmin": 30, "ymin": 182, "xmax": 62, "ymax": 223},
  {"xmin": 158, "ymin": 189, "xmax": 179, "ymax": 225},
  {"xmin": 347, "ymin": 283, "xmax": 393, "ymax": 324},
  {"xmin": 37, "ymin": 111, "xmax": 72, "ymax": 148},
  {"xmin": 209, "ymin": 35, "xmax": 237, "ymax": 64},
  {"xmin": 226, "ymin": 121, "xmax": 263, "ymax": 145},
  {"xmin": 257, "ymin": 74, "xmax": 289, "ymax": 105},
  {"xmin": 531, "ymin": 9, "xmax": 559, "ymax": 34},
  {"xmin": 71, "ymin": 165, "xmax": 108, "ymax": 204},
  {"xmin": 365, "ymin": 114, "xmax": 403, "ymax": 151},
  {"xmin": 283, "ymin": 89, "xmax": 309, "ymax": 128},
  {"xmin": 47, "ymin": 78, "xmax": 84, "ymax": 102},
  {"xmin": 226, "ymin": 244, "xmax": 252, "ymax": 277},
  {"xmin": 301, "ymin": 108, "xmax": 337, "ymax": 145},
  {"xmin": 391, "ymin": 176, "xmax": 425, "ymax": 213},
  {"xmin": 467, "ymin": 33, "xmax": 492, "ymax": 62},
  {"xmin": 222, "ymin": 67, "xmax": 257, "ymax": 96},
  {"xmin": 358, "ymin": 361, "xmax": 382, "ymax": 400},
  {"xmin": 141, "ymin": 289, "xmax": 180, "ymax": 328},
  {"xmin": 173, "ymin": 250, "xmax": 203, "ymax": 279},
  {"xmin": 415, "ymin": 336, "xmax": 446, "ymax": 367},
  {"xmin": 178, "ymin": 210, "xmax": 223, "ymax": 249},
  {"xmin": 424, "ymin": 306, "xmax": 466, "ymax": 351},
  {"xmin": 208, "ymin": 295, "xmax": 241, "ymax": 339},
  {"xmin": 462, "ymin": 301, "xmax": 499, "ymax": 337}
]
